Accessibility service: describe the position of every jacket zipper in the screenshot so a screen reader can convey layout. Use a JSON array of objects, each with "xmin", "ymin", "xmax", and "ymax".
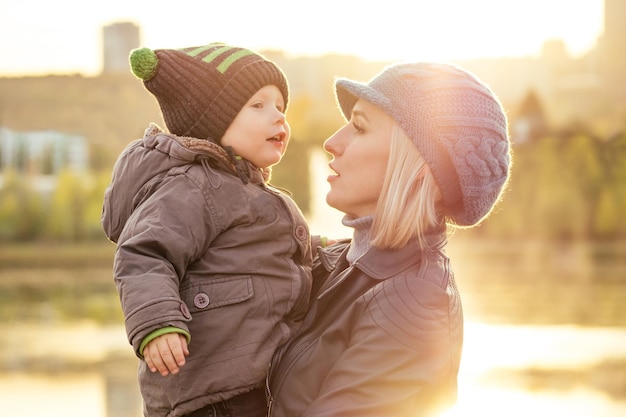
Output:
[
  {"xmin": 266, "ymin": 361, "xmax": 274, "ymax": 413},
  {"xmin": 266, "ymin": 263, "xmax": 356, "ymax": 416}
]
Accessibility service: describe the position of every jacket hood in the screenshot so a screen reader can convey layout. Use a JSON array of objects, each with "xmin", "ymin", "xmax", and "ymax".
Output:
[{"xmin": 101, "ymin": 124, "xmax": 239, "ymax": 243}]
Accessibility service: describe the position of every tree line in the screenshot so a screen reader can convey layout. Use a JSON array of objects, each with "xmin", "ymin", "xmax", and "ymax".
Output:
[{"xmin": 0, "ymin": 131, "xmax": 625, "ymax": 243}]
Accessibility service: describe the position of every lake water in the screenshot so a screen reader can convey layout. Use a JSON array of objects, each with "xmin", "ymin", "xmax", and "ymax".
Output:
[
  {"xmin": 1, "ymin": 322, "xmax": 625, "ymax": 417},
  {"xmin": 1, "ymin": 150, "xmax": 625, "ymax": 416}
]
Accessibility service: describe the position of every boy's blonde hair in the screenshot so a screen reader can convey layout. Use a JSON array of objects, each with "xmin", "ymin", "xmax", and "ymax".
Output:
[{"xmin": 370, "ymin": 124, "xmax": 443, "ymax": 250}]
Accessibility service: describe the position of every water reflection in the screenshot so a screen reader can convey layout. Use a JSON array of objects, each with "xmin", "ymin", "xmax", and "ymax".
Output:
[
  {"xmin": 0, "ymin": 323, "xmax": 142, "ymax": 417},
  {"xmin": 443, "ymin": 323, "xmax": 626, "ymax": 417},
  {"xmin": 444, "ymin": 386, "xmax": 626, "ymax": 417},
  {"xmin": 1, "ymin": 372, "xmax": 107, "ymax": 417},
  {"xmin": 0, "ymin": 370, "xmax": 143, "ymax": 417},
  {"xmin": 1, "ymin": 323, "xmax": 625, "ymax": 417}
]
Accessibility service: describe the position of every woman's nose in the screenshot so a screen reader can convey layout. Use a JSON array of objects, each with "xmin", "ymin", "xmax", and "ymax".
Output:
[{"xmin": 323, "ymin": 125, "xmax": 345, "ymax": 155}]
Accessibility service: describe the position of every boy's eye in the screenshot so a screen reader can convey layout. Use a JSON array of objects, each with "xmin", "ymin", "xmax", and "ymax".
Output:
[{"xmin": 252, "ymin": 102, "xmax": 263, "ymax": 109}]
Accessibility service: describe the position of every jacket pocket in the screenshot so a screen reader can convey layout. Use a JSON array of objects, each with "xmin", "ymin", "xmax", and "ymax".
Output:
[{"xmin": 181, "ymin": 275, "xmax": 254, "ymax": 313}]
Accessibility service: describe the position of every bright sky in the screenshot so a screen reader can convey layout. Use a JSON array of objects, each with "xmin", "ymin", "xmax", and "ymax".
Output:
[{"xmin": 0, "ymin": 0, "xmax": 604, "ymax": 76}]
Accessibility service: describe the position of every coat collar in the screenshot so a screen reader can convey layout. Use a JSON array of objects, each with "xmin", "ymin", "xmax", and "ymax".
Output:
[
  {"xmin": 315, "ymin": 230, "xmax": 446, "ymax": 300},
  {"xmin": 318, "ymin": 229, "xmax": 447, "ymax": 280}
]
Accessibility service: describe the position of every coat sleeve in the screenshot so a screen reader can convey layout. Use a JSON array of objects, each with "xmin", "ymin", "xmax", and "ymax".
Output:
[
  {"xmin": 114, "ymin": 170, "xmax": 219, "ymax": 355},
  {"xmin": 303, "ymin": 275, "xmax": 460, "ymax": 417}
]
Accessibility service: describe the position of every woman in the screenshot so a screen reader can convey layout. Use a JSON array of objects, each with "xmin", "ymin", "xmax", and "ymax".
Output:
[{"xmin": 266, "ymin": 62, "xmax": 511, "ymax": 417}]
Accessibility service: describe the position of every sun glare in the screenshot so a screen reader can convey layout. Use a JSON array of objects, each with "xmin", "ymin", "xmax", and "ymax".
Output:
[
  {"xmin": 231, "ymin": 0, "xmax": 604, "ymax": 63},
  {"xmin": 0, "ymin": 0, "xmax": 604, "ymax": 75},
  {"xmin": 437, "ymin": 322, "xmax": 626, "ymax": 417}
]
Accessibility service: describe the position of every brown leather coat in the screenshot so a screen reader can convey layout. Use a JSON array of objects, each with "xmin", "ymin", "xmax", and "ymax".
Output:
[{"xmin": 267, "ymin": 233, "xmax": 462, "ymax": 417}]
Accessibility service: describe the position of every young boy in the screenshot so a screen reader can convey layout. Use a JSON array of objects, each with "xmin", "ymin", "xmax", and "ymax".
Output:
[{"xmin": 101, "ymin": 43, "xmax": 312, "ymax": 417}]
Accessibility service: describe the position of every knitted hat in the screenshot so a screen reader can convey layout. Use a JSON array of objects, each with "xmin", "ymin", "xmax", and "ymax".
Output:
[
  {"xmin": 129, "ymin": 42, "xmax": 289, "ymax": 142},
  {"xmin": 335, "ymin": 62, "xmax": 511, "ymax": 227}
]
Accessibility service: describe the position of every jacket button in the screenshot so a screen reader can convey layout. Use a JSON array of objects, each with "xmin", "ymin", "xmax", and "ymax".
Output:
[
  {"xmin": 193, "ymin": 293, "xmax": 210, "ymax": 308},
  {"xmin": 180, "ymin": 303, "xmax": 191, "ymax": 319},
  {"xmin": 295, "ymin": 225, "xmax": 308, "ymax": 241}
]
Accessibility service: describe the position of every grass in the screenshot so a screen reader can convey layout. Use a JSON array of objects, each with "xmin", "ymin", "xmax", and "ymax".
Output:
[
  {"xmin": 0, "ymin": 240, "xmax": 116, "ymax": 268},
  {"xmin": 0, "ymin": 240, "xmax": 121, "ymax": 324}
]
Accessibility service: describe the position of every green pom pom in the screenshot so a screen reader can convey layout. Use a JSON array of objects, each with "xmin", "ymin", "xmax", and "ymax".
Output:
[{"xmin": 129, "ymin": 47, "xmax": 158, "ymax": 80}]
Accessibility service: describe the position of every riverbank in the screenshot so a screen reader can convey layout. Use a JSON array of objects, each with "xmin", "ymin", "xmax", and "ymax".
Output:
[{"xmin": 1, "ymin": 238, "xmax": 625, "ymax": 326}]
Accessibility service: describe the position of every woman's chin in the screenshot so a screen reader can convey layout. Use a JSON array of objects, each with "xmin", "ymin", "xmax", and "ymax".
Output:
[{"xmin": 325, "ymin": 193, "xmax": 343, "ymax": 213}]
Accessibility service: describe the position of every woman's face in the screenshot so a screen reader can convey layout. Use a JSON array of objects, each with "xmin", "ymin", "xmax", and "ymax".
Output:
[{"xmin": 323, "ymin": 99, "xmax": 393, "ymax": 218}]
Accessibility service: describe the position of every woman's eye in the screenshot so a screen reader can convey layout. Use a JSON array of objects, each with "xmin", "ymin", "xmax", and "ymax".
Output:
[
  {"xmin": 252, "ymin": 102, "xmax": 263, "ymax": 109},
  {"xmin": 352, "ymin": 121, "xmax": 364, "ymax": 133}
]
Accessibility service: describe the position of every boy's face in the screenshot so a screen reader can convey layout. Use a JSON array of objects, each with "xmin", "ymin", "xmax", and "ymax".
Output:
[{"xmin": 221, "ymin": 85, "xmax": 290, "ymax": 169}]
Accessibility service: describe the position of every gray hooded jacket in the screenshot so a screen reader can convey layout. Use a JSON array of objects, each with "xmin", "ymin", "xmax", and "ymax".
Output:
[{"xmin": 101, "ymin": 124, "xmax": 312, "ymax": 417}]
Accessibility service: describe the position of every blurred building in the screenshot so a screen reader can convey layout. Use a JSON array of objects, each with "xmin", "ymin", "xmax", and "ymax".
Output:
[
  {"xmin": 453, "ymin": 0, "xmax": 626, "ymax": 140},
  {"xmin": 102, "ymin": 22, "xmax": 141, "ymax": 74},
  {"xmin": 1, "ymin": 1, "xmax": 624, "ymax": 163},
  {"xmin": 92, "ymin": 0, "xmax": 625, "ymax": 139},
  {"xmin": 597, "ymin": 0, "xmax": 626, "ymax": 115},
  {"xmin": 0, "ymin": 127, "xmax": 88, "ymax": 193}
]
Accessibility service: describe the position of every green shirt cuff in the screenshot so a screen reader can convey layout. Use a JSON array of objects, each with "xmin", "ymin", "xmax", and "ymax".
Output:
[{"xmin": 139, "ymin": 326, "xmax": 191, "ymax": 357}]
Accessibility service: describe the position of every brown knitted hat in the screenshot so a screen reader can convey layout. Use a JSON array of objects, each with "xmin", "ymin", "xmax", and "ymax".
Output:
[{"xmin": 129, "ymin": 42, "xmax": 289, "ymax": 142}]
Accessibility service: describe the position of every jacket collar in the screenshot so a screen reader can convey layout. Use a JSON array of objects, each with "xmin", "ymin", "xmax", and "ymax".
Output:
[
  {"xmin": 318, "ymin": 229, "xmax": 447, "ymax": 280},
  {"xmin": 146, "ymin": 123, "xmax": 269, "ymax": 184}
]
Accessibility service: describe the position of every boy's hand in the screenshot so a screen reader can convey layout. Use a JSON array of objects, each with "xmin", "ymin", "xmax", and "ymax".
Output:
[{"xmin": 143, "ymin": 333, "xmax": 190, "ymax": 376}]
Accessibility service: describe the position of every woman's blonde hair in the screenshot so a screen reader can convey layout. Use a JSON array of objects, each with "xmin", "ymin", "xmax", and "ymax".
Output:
[{"xmin": 370, "ymin": 124, "xmax": 443, "ymax": 250}]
